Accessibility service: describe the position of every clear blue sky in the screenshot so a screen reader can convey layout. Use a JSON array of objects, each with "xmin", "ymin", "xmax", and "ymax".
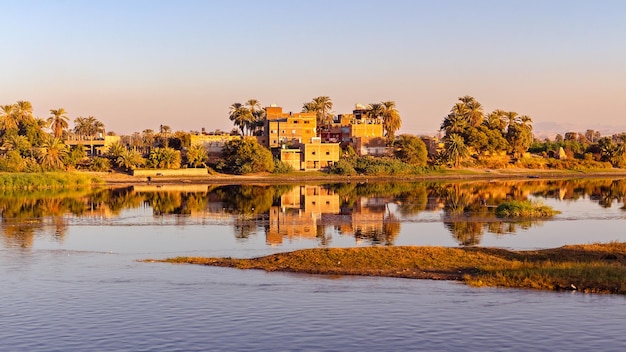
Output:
[{"xmin": 2, "ymin": 0, "xmax": 625, "ymax": 136}]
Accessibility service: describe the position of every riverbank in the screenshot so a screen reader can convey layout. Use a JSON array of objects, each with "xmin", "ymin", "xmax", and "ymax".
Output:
[
  {"xmin": 150, "ymin": 243, "xmax": 626, "ymax": 295},
  {"xmin": 96, "ymin": 168, "xmax": 626, "ymax": 186}
]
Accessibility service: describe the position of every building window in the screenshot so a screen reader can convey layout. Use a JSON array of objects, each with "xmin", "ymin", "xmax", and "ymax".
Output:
[
  {"xmin": 281, "ymin": 130, "xmax": 285, "ymax": 134},
  {"xmin": 271, "ymin": 130, "xmax": 277, "ymax": 134},
  {"xmin": 325, "ymin": 150, "xmax": 330, "ymax": 155},
  {"xmin": 312, "ymin": 151, "xmax": 316, "ymax": 155}
]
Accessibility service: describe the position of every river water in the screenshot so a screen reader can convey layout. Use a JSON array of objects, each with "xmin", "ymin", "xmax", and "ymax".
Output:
[{"xmin": 1, "ymin": 178, "xmax": 625, "ymax": 351}]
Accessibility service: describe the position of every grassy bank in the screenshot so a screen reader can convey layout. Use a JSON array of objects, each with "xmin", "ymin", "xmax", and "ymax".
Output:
[
  {"xmin": 151, "ymin": 243, "xmax": 626, "ymax": 295},
  {"xmin": 0, "ymin": 172, "xmax": 102, "ymax": 190}
]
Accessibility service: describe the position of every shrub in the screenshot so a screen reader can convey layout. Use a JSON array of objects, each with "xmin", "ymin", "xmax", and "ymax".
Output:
[{"xmin": 272, "ymin": 158, "xmax": 294, "ymax": 174}]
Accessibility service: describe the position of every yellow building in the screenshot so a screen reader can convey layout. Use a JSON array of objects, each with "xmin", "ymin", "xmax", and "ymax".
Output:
[
  {"xmin": 189, "ymin": 133, "xmax": 241, "ymax": 163},
  {"xmin": 65, "ymin": 135, "xmax": 121, "ymax": 155},
  {"xmin": 267, "ymin": 185, "xmax": 340, "ymax": 245},
  {"xmin": 263, "ymin": 105, "xmax": 317, "ymax": 148}
]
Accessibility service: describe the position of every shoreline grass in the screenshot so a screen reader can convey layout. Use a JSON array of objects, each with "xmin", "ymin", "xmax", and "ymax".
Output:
[
  {"xmin": 148, "ymin": 243, "xmax": 626, "ymax": 295},
  {"xmin": 0, "ymin": 172, "xmax": 102, "ymax": 190}
]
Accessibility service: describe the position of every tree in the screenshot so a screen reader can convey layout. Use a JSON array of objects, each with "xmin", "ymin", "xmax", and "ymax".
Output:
[
  {"xmin": 74, "ymin": 116, "xmax": 105, "ymax": 138},
  {"xmin": 218, "ymin": 137, "xmax": 274, "ymax": 174},
  {"xmin": 185, "ymin": 144, "xmax": 208, "ymax": 168},
  {"xmin": 0, "ymin": 104, "xmax": 18, "ymax": 132},
  {"xmin": 246, "ymin": 99, "xmax": 265, "ymax": 136},
  {"xmin": 303, "ymin": 96, "xmax": 334, "ymax": 126},
  {"xmin": 381, "ymin": 101, "xmax": 402, "ymax": 145},
  {"xmin": 148, "ymin": 147, "xmax": 181, "ymax": 169},
  {"xmin": 38, "ymin": 137, "xmax": 68, "ymax": 170},
  {"xmin": 393, "ymin": 134, "xmax": 427, "ymax": 166},
  {"xmin": 116, "ymin": 148, "xmax": 145, "ymax": 171},
  {"xmin": 444, "ymin": 134, "xmax": 470, "ymax": 168},
  {"xmin": 48, "ymin": 108, "xmax": 69, "ymax": 139},
  {"xmin": 159, "ymin": 124, "xmax": 172, "ymax": 147},
  {"xmin": 229, "ymin": 103, "xmax": 253, "ymax": 136}
]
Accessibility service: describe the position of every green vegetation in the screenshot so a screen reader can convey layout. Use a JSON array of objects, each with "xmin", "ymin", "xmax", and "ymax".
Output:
[
  {"xmin": 153, "ymin": 242, "xmax": 626, "ymax": 295},
  {"xmin": 495, "ymin": 200, "xmax": 560, "ymax": 218},
  {"xmin": 217, "ymin": 138, "xmax": 274, "ymax": 174},
  {"xmin": 0, "ymin": 172, "xmax": 101, "ymax": 189}
]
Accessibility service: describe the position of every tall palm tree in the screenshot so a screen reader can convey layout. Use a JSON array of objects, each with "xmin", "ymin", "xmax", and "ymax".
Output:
[
  {"xmin": 159, "ymin": 124, "xmax": 172, "ymax": 147},
  {"xmin": 366, "ymin": 103, "xmax": 384, "ymax": 123},
  {"xmin": 303, "ymin": 96, "xmax": 333, "ymax": 127},
  {"xmin": 381, "ymin": 101, "xmax": 402, "ymax": 145},
  {"xmin": 15, "ymin": 101, "xmax": 34, "ymax": 122},
  {"xmin": 503, "ymin": 111, "xmax": 519, "ymax": 131},
  {"xmin": 48, "ymin": 108, "xmax": 69, "ymax": 139},
  {"xmin": 74, "ymin": 116, "xmax": 105, "ymax": 138},
  {"xmin": 142, "ymin": 129, "xmax": 155, "ymax": 153},
  {"xmin": 229, "ymin": 102, "xmax": 253, "ymax": 136},
  {"xmin": 246, "ymin": 99, "xmax": 265, "ymax": 135}
]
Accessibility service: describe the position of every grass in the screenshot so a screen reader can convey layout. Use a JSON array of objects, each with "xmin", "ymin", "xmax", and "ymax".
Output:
[
  {"xmin": 148, "ymin": 243, "xmax": 626, "ymax": 295},
  {"xmin": 0, "ymin": 172, "xmax": 102, "ymax": 190},
  {"xmin": 495, "ymin": 200, "xmax": 560, "ymax": 218}
]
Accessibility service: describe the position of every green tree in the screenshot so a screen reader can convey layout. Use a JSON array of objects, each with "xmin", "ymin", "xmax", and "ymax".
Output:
[
  {"xmin": 74, "ymin": 116, "xmax": 105, "ymax": 138},
  {"xmin": 381, "ymin": 101, "xmax": 402, "ymax": 145},
  {"xmin": 218, "ymin": 137, "xmax": 275, "ymax": 174},
  {"xmin": 393, "ymin": 134, "xmax": 427, "ymax": 166},
  {"xmin": 116, "ymin": 148, "xmax": 145, "ymax": 171},
  {"xmin": 38, "ymin": 137, "xmax": 68, "ymax": 170},
  {"xmin": 303, "ymin": 96, "xmax": 334, "ymax": 126},
  {"xmin": 147, "ymin": 147, "xmax": 181, "ymax": 169},
  {"xmin": 229, "ymin": 103, "xmax": 253, "ymax": 136},
  {"xmin": 0, "ymin": 104, "xmax": 18, "ymax": 133},
  {"xmin": 444, "ymin": 134, "xmax": 470, "ymax": 168},
  {"xmin": 48, "ymin": 108, "xmax": 69, "ymax": 139},
  {"xmin": 246, "ymin": 99, "xmax": 265, "ymax": 136},
  {"xmin": 185, "ymin": 144, "xmax": 208, "ymax": 168}
]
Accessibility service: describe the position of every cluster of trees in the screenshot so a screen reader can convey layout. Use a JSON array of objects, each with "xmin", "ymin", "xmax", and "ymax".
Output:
[
  {"xmin": 530, "ymin": 131, "xmax": 626, "ymax": 168},
  {"xmin": 439, "ymin": 95, "xmax": 534, "ymax": 167},
  {"xmin": 0, "ymin": 101, "xmax": 80, "ymax": 171}
]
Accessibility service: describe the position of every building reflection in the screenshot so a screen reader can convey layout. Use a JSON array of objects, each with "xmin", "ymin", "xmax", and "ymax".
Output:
[{"xmin": 1, "ymin": 178, "xmax": 625, "ymax": 248}]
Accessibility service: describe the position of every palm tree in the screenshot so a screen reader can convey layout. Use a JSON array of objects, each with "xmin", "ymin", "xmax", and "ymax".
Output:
[
  {"xmin": 142, "ymin": 129, "xmax": 155, "ymax": 153},
  {"xmin": 48, "ymin": 108, "xmax": 69, "ymax": 139},
  {"xmin": 366, "ymin": 103, "xmax": 384, "ymax": 123},
  {"xmin": 246, "ymin": 99, "xmax": 265, "ymax": 135},
  {"xmin": 15, "ymin": 101, "xmax": 34, "ymax": 123},
  {"xmin": 159, "ymin": 124, "xmax": 172, "ymax": 147},
  {"xmin": 38, "ymin": 137, "xmax": 68, "ymax": 170},
  {"xmin": 503, "ymin": 111, "xmax": 519, "ymax": 131},
  {"xmin": 0, "ymin": 104, "xmax": 18, "ymax": 132},
  {"xmin": 303, "ymin": 96, "xmax": 333, "ymax": 127},
  {"xmin": 381, "ymin": 101, "xmax": 402, "ymax": 145},
  {"xmin": 74, "ymin": 116, "xmax": 105, "ymax": 154},
  {"xmin": 116, "ymin": 148, "xmax": 144, "ymax": 171},
  {"xmin": 229, "ymin": 103, "xmax": 253, "ymax": 136},
  {"xmin": 457, "ymin": 96, "xmax": 483, "ymax": 127},
  {"xmin": 444, "ymin": 133, "xmax": 470, "ymax": 168}
]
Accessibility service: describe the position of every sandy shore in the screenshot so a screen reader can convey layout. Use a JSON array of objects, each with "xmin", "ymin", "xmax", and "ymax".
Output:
[{"xmin": 92, "ymin": 168, "xmax": 626, "ymax": 187}]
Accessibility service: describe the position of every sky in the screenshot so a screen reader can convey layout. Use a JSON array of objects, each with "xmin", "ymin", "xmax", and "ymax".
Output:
[{"xmin": 2, "ymin": 0, "xmax": 625, "ymax": 137}]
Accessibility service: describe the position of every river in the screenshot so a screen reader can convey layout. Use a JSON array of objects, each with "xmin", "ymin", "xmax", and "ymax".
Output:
[{"xmin": 1, "ymin": 178, "xmax": 625, "ymax": 351}]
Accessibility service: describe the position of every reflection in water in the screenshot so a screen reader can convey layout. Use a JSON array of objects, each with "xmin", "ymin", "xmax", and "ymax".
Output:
[{"xmin": 1, "ymin": 178, "xmax": 625, "ymax": 248}]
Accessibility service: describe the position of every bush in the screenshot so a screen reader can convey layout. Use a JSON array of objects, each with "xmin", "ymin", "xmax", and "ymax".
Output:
[
  {"xmin": 90, "ymin": 157, "xmax": 111, "ymax": 171},
  {"xmin": 217, "ymin": 138, "xmax": 274, "ymax": 174},
  {"xmin": 272, "ymin": 158, "xmax": 294, "ymax": 174},
  {"xmin": 327, "ymin": 158, "xmax": 357, "ymax": 175}
]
